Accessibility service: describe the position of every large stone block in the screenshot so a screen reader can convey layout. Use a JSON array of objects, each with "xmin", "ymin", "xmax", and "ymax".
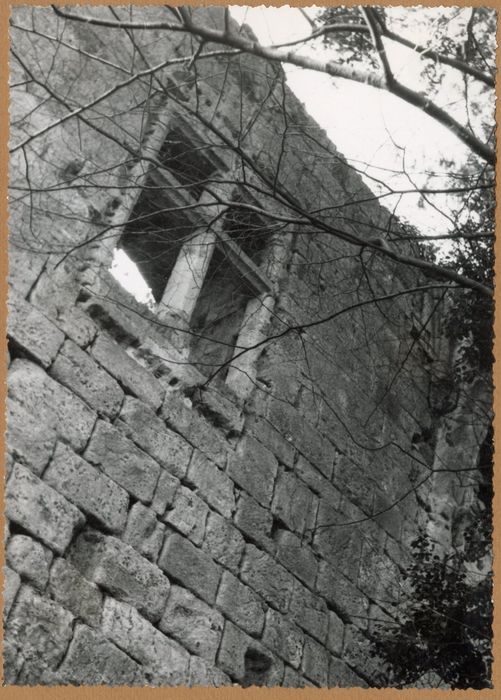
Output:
[
  {"xmin": 44, "ymin": 442, "xmax": 129, "ymax": 534},
  {"xmin": 275, "ymin": 529, "xmax": 318, "ymax": 588},
  {"xmin": 216, "ymin": 570, "xmax": 265, "ymax": 637},
  {"xmin": 245, "ymin": 414, "xmax": 295, "ymax": 468},
  {"xmin": 7, "ymin": 398, "xmax": 57, "ymax": 476},
  {"xmin": 234, "ymin": 491, "xmax": 275, "ymax": 554},
  {"xmin": 69, "ymin": 530, "xmax": 170, "ymax": 623},
  {"xmin": 327, "ymin": 610, "xmax": 345, "ymax": 656},
  {"xmin": 6, "ymin": 534, "xmax": 53, "ymax": 590},
  {"xmin": 329, "ymin": 657, "xmax": 369, "ymax": 687},
  {"xmin": 8, "ymin": 359, "xmax": 96, "ymax": 451},
  {"xmin": 92, "ymin": 332, "xmax": 164, "ymax": 410},
  {"xmin": 202, "ymin": 511, "xmax": 245, "ymax": 574},
  {"xmin": 301, "ymin": 634, "xmax": 330, "ymax": 686},
  {"xmin": 4, "ymin": 566, "xmax": 21, "ymax": 619},
  {"xmin": 193, "ymin": 385, "xmax": 244, "ymax": 435},
  {"xmin": 158, "ymin": 532, "xmax": 221, "ymax": 605},
  {"xmin": 289, "ymin": 579, "xmax": 329, "ymax": 644},
  {"xmin": 123, "ymin": 502, "xmax": 165, "ymax": 562},
  {"xmin": 6, "ymin": 463, "xmax": 85, "ymax": 554},
  {"xmin": 159, "ymin": 585, "xmax": 224, "ymax": 662},
  {"xmin": 227, "ymin": 435, "xmax": 278, "ymax": 507},
  {"xmin": 262, "ymin": 608, "xmax": 304, "ymax": 669},
  {"xmin": 217, "ymin": 619, "xmax": 283, "ymax": 686},
  {"xmin": 188, "ymin": 655, "xmax": 232, "ymax": 686},
  {"xmin": 49, "ymin": 558, "xmax": 103, "ymax": 627},
  {"xmin": 84, "ymin": 420, "xmax": 160, "ymax": 503},
  {"xmin": 186, "ymin": 450, "xmax": 236, "ymax": 518},
  {"xmin": 316, "ymin": 560, "xmax": 369, "ymax": 630},
  {"xmin": 151, "ymin": 469, "xmax": 180, "ymax": 516},
  {"xmin": 57, "ymin": 623, "xmax": 144, "ymax": 685},
  {"xmin": 50, "ymin": 339, "xmax": 124, "ymax": 418},
  {"xmin": 272, "ymin": 471, "xmax": 317, "ymax": 537},
  {"xmin": 5, "ymin": 585, "xmax": 74, "ymax": 684},
  {"xmin": 119, "ymin": 396, "xmax": 192, "ymax": 478},
  {"xmin": 240, "ymin": 544, "xmax": 294, "ymax": 614},
  {"xmin": 8, "ymin": 290, "xmax": 65, "ymax": 368},
  {"xmin": 163, "ymin": 485, "xmax": 208, "ymax": 546},
  {"xmin": 103, "ymin": 597, "xmax": 190, "ymax": 685}
]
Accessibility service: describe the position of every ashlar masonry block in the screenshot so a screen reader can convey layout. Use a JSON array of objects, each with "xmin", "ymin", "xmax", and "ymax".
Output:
[
  {"xmin": 271, "ymin": 469, "xmax": 318, "ymax": 534},
  {"xmin": 7, "ymin": 398, "xmax": 57, "ymax": 476},
  {"xmin": 6, "ymin": 463, "xmax": 85, "ymax": 555},
  {"xmin": 49, "ymin": 558, "xmax": 103, "ymax": 628},
  {"xmin": 159, "ymin": 585, "xmax": 224, "ymax": 663},
  {"xmin": 8, "ymin": 291, "xmax": 65, "ymax": 369},
  {"xmin": 84, "ymin": 420, "xmax": 161, "ymax": 504},
  {"xmin": 103, "ymin": 597, "xmax": 190, "ymax": 685},
  {"xmin": 68, "ymin": 530, "xmax": 170, "ymax": 623},
  {"xmin": 262, "ymin": 607, "xmax": 304, "ymax": 669},
  {"xmin": 227, "ymin": 435, "xmax": 278, "ymax": 507},
  {"xmin": 186, "ymin": 450, "xmax": 236, "ymax": 518},
  {"xmin": 240, "ymin": 544, "xmax": 294, "ymax": 614},
  {"xmin": 163, "ymin": 485, "xmax": 208, "ymax": 546},
  {"xmin": 217, "ymin": 619, "xmax": 284, "ymax": 686},
  {"xmin": 216, "ymin": 570, "xmax": 266, "ymax": 637},
  {"xmin": 6, "ymin": 535, "xmax": 53, "ymax": 590},
  {"xmin": 202, "ymin": 511, "xmax": 245, "ymax": 574}
]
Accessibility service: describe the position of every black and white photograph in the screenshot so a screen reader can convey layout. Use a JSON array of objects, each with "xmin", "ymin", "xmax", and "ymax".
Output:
[{"xmin": 5, "ymin": 3, "xmax": 495, "ymax": 689}]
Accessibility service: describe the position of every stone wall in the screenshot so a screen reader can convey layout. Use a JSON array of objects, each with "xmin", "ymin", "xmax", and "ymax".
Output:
[{"xmin": 5, "ymin": 5, "xmax": 489, "ymax": 687}]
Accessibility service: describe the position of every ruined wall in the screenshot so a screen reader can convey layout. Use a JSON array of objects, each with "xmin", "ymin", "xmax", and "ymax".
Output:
[{"xmin": 5, "ymin": 5, "xmax": 489, "ymax": 688}]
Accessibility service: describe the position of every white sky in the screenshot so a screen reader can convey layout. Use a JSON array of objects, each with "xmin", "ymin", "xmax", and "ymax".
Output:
[{"xmin": 112, "ymin": 5, "xmax": 477, "ymax": 302}]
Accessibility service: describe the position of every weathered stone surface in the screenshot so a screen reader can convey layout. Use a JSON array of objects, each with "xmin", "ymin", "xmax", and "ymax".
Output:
[
  {"xmin": 55, "ymin": 305, "xmax": 98, "ymax": 348},
  {"xmin": 193, "ymin": 385, "xmax": 244, "ymax": 434},
  {"xmin": 119, "ymin": 396, "xmax": 192, "ymax": 478},
  {"xmin": 4, "ymin": 566, "xmax": 21, "ymax": 619},
  {"xmin": 151, "ymin": 469, "xmax": 180, "ymax": 516},
  {"xmin": 329, "ymin": 657, "xmax": 369, "ymax": 687},
  {"xmin": 228, "ymin": 435, "xmax": 278, "ymax": 507},
  {"xmin": 8, "ymin": 290, "xmax": 65, "ymax": 368},
  {"xmin": 295, "ymin": 454, "xmax": 338, "ymax": 497},
  {"xmin": 103, "ymin": 597, "xmax": 190, "ymax": 685},
  {"xmin": 8, "ymin": 246, "xmax": 46, "ymax": 298},
  {"xmin": 69, "ymin": 530, "xmax": 170, "ymax": 623},
  {"xmin": 234, "ymin": 491, "xmax": 275, "ymax": 554},
  {"xmin": 316, "ymin": 560, "xmax": 370, "ymax": 629},
  {"xmin": 342, "ymin": 624, "xmax": 388, "ymax": 683},
  {"xmin": 159, "ymin": 532, "xmax": 221, "ymax": 605},
  {"xmin": 6, "ymin": 463, "xmax": 85, "ymax": 554},
  {"xmin": 123, "ymin": 502, "xmax": 165, "ymax": 562},
  {"xmin": 189, "ymin": 655, "xmax": 232, "ymax": 686},
  {"xmin": 7, "ymin": 398, "xmax": 57, "ymax": 476},
  {"xmin": 262, "ymin": 608, "xmax": 304, "ymax": 669},
  {"xmin": 3, "ymin": 638, "xmax": 24, "ymax": 685},
  {"xmin": 314, "ymin": 498, "xmax": 364, "ymax": 581},
  {"xmin": 245, "ymin": 414, "xmax": 295, "ymax": 468},
  {"xmin": 240, "ymin": 544, "xmax": 294, "ymax": 614},
  {"xmin": 50, "ymin": 339, "xmax": 124, "ymax": 418},
  {"xmin": 49, "ymin": 558, "xmax": 103, "ymax": 627},
  {"xmin": 327, "ymin": 610, "xmax": 345, "ymax": 656},
  {"xmin": 58, "ymin": 623, "xmax": 144, "ymax": 685},
  {"xmin": 5, "ymin": 585, "xmax": 74, "ymax": 683},
  {"xmin": 272, "ymin": 471, "xmax": 317, "ymax": 536},
  {"xmin": 186, "ymin": 450, "xmax": 235, "ymax": 518},
  {"xmin": 8, "ymin": 359, "xmax": 96, "ymax": 451},
  {"xmin": 92, "ymin": 332, "xmax": 165, "ymax": 410},
  {"xmin": 6, "ymin": 535, "xmax": 53, "ymax": 590},
  {"xmin": 163, "ymin": 485, "xmax": 208, "ymax": 545},
  {"xmin": 84, "ymin": 420, "xmax": 160, "ymax": 503},
  {"xmin": 283, "ymin": 666, "xmax": 315, "ymax": 688},
  {"xmin": 216, "ymin": 570, "xmax": 265, "ymax": 637},
  {"xmin": 301, "ymin": 634, "xmax": 330, "ymax": 686},
  {"xmin": 44, "ymin": 442, "xmax": 129, "ymax": 534},
  {"xmin": 202, "ymin": 511, "xmax": 245, "ymax": 574},
  {"xmin": 290, "ymin": 579, "xmax": 329, "ymax": 644},
  {"xmin": 159, "ymin": 585, "xmax": 224, "ymax": 662},
  {"xmin": 217, "ymin": 619, "xmax": 284, "ymax": 685},
  {"xmin": 276, "ymin": 529, "xmax": 318, "ymax": 588}
]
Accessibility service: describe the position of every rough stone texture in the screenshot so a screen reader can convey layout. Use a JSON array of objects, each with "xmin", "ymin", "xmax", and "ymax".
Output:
[
  {"xmin": 329, "ymin": 657, "xmax": 369, "ymax": 688},
  {"xmin": 227, "ymin": 435, "xmax": 278, "ymax": 507},
  {"xmin": 240, "ymin": 544, "xmax": 294, "ymax": 614},
  {"xmin": 262, "ymin": 608, "xmax": 304, "ymax": 669},
  {"xmin": 316, "ymin": 559, "xmax": 370, "ymax": 629},
  {"xmin": 217, "ymin": 619, "xmax": 284, "ymax": 686},
  {"xmin": 119, "ymin": 396, "xmax": 192, "ymax": 478},
  {"xmin": 216, "ymin": 570, "xmax": 266, "ymax": 637},
  {"xmin": 8, "ymin": 359, "xmax": 96, "ymax": 451},
  {"xmin": 69, "ymin": 530, "xmax": 170, "ymax": 623},
  {"xmin": 186, "ymin": 449, "xmax": 235, "ymax": 517},
  {"xmin": 327, "ymin": 610, "xmax": 345, "ymax": 656},
  {"xmin": 84, "ymin": 420, "xmax": 161, "ymax": 504},
  {"xmin": 92, "ymin": 331, "xmax": 165, "ymax": 410},
  {"xmin": 163, "ymin": 485, "xmax": 208, "ymax": 546},
  {"xmin": 202, "ymin": 511, "xmax": 245, "ymax": 574},
  {"xmin": 7, "ymin": 397, "xmax": 57, "ymax": 476},
  {"xmin": 234, "ymin": 491, "xmax": 275, "ymax": 553},
  {"xmin": 44, "ymin": 441, "xmax": 129, "ymax": 534},
  {"xmin": 275, "ymin": 529, "xmax": 318, "ymax": 588},
  {"xmin": 4, "ymin": 566, "xmax": 21, "ymax": 619},
  {"xmin": 6, "ymin": 535, "xmax": 53, "ymax": 590},
  {"xmin": 5, "ymin": 586, "xmax": 74, "ymax": 685},
  {"xmin": 48, "ymin": 558, "xmax": 103, "ymax": 627},
  {"xmin": 272, "ymin": 471, "xmax": 317, "ymax": 536},
  {"xmin": 301, "ymin": 634, "xmax": 330, "ymax": 686},
  {"xmin": 159, "ymin": 585, "xmax": 224, "ymax": 662},
  {"xmin": 289, "ymin": 579, "xmax": 329, "ymax": 644},
  {"xmin": 158, "ymin": 532, "xmax": 221, "ymax": 605},
  {"xmin": 103, "ymin": 597, "xmax": 190, "ymax": 685},
  {"xmin": 57, "ymin": 624, "xmax": 144, "ymax": 685},
  {"xmin": 8, "ymin": 290, "xmax": 65, "ymax": 368},
  {"xmin": 123, "ymin": 502, "xmax": 166, "ymax": 562},
  {"xmin": 6, "ymin": 463, "xmax": 85, "ymax": 554},
  {"xmin": 50, "ymin": 339, "xmax": 124, "ymax": 418},
  {"xmin": 189, "ymin": 655, "xmax": 232, "ymax": 686},
  {"xmin": 151, "ymin": 469, "xmax": 180, "ymax": 516}
]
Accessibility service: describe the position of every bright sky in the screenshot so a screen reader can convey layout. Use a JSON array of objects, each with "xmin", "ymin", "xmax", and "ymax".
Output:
[{"xmin": 112, "ymin": 5, "xmax": 476, "ymax": 303}]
